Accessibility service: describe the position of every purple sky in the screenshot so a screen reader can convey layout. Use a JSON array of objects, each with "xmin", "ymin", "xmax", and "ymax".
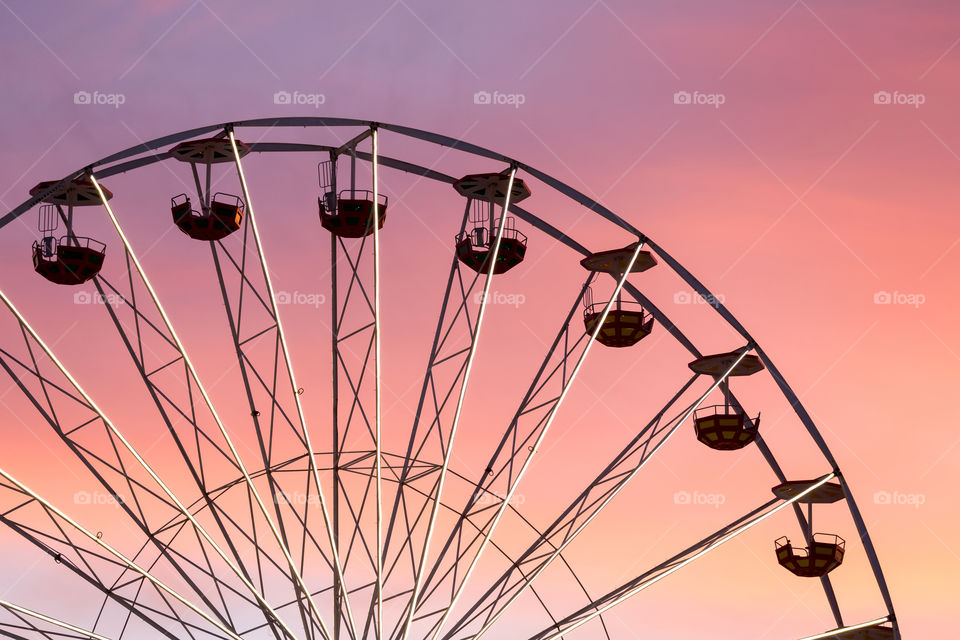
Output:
[{"xmin": 0, "ymin": 1, "xmax": 958, "ymax": 638}]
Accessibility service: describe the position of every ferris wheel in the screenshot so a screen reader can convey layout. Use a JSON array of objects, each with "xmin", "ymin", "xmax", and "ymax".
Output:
[{"xmin": 0, "ymin": 118, "xmax": 898, "ymax": 640}]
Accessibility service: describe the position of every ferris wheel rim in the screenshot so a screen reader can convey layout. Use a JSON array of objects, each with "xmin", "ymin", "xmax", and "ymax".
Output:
[{"xmin": 0, "ymin": 116, "xmax": 898, "ymax": 640}]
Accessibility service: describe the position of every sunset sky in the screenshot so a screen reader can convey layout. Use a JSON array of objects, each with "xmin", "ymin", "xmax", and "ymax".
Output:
[{"xmin": 0, "ymin": 1, "xmax": 957, "ymax": 639}]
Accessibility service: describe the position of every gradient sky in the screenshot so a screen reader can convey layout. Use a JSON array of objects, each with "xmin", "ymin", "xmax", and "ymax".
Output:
[{"xmin": 0, "ymin": 1, "xmax": 957, "ymax": 638}]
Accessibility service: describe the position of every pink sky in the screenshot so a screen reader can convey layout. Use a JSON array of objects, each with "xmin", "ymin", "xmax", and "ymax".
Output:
[{"xmin": 0, "ymin": 1, "xmax": 957, "ymax": 638}]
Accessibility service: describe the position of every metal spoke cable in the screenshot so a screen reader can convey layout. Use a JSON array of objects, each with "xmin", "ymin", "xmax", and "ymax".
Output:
[
  {"xmin": 88, "ymin": 173, "xmax": 322, "ymax": 640},
  {"xmin": 0, "ymin": 600, "xmax": 113, "ymax": 640},
  {"xmin": 398, "ymin": 167, "xmax": 519, "ymax": 640},
  {"xmin": 532, "ymin": 473, "xmax": 837, "ymax": 640},
  {"xmin": 0, "ymin": 467, "xmax": 247, "ymax": 640},
  {"xmin": 229, "ymin": 129, "xmax": 360, "ymax": 640},
  {"xmin": 424, "ymin": 240, "xmax": 646, "ymax": 640},
  {"xmin": 0, "ymin": 288, "xmax": 300, "ymax": 640},
  {"xmin": 469, "ymin": 348, "xmax": 755, "ymax": 639}
]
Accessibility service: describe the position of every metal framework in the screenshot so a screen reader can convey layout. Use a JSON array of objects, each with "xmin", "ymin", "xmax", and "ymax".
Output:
[{"xmin": 0, "ymin": 118, "xmax": 897, "ymax": 640}]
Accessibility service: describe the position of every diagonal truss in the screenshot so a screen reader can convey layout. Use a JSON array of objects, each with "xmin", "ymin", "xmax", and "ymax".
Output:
[
  {"xmin": 0, "ymin": 465, "xmax": 248, "ymax": 640},
  {"xmin": 396, "ymin": 272, "xmax": 595, "ymax": 637},
  {"xmin": 0, "ymin": 289, "xmax": 296, "ymax": 639},
  {"xmin": 448, "ymin": 346, "xmax": 755, "ymax": 639},
  {"xmin": 227, "ymin": 129, "xmax": 359, "ymax": 640},
  {"xmin": 89, "ymin": 173, "xmax": 333, "ymax": 639},
  {"xmin": 528, "ymin": 473, "xmax": 838, "ymax": 640},
  {"xmin": 378, "ymin": 194, "xmax": 474, "ymax": 616},
  {"xmin": 372, "ymin": 127, "xmax": 384, "ymax": 640},
  {"xmin": 0, "ymin": 600, "xmax": 113, "ymax": 640},
  {"xmin": 796, "ymin": 617, "xmax": 893, "ymax": 640},
  {"xmin": 322, "ymin": 129, "xmax": 388, "ymax": 640},
  {"xmin": 410, "ymin": 242, "xmax": 648, "ymax": 640},
  {"xmin": 394, "ymin": 166, "xmax": 520, "ymax": 640}
]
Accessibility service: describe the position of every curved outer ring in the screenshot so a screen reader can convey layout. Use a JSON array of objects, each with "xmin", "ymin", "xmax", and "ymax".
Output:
[{"xmin": 0, "ymin": 117, "xmax": 898, "ymax": 637}]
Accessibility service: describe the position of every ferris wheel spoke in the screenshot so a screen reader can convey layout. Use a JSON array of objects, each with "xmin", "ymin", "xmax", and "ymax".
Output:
[
  {"xmin": 618, "ymin": 267, "xmax": 850, "ymax": 632},
  {"xmin": 525, "ymin": 473, "xmax": 836, "ymax": 640},
  {"xmin": 0, "ymin": 292, "xmax": 302, "ymax": 640},
  {"xmin": 413, "ymin": 241, "xmax": 646, "ymax": 640},
  {"xmin": 0, "ymin": 614, "xmax": 67, "ymax": 640},
  {"xmin": 378, "ymin": 198, "xmax": 477, "ymax": 608},
  {"xmin": 334, "ymin": 454, "xmax": 383, "ymax": 573},
  {"xmin": 394, "ymin": 167, "xmax": 521, "ymax": 640},
  {"xmin": 321, "ymin": 130, "xmax": 389, "ymax": 639},
  {"xmin": 97, "ymin": 508, "xmax": 279, "ymax": 640},
  {"xmin": 0, "ymin": 510, "xmax": 205, "ymax": 640},
  {"xmin": 0, "ymin": 598, "xmax": 181, "ymax": 640},
  {"xmin": 0, "ymin": 302, "xmax": 308, "ymax": 638},
  {"xmin": 372, "ymin": 126, "xmax": 385, "ymax": 640},
  {"xmin": 451, "ymin": 346, "xmax": 755, "ymax": 639},
  {"xmin": 794, "ymin": 617, "xmax": 894, "ymax": 640},
  {"xmin": 88, "ymin": 173, "xmax": 336, "ymax": 640},
  {"xmin": 371, "ymin": 464, "xmax": 580, "ymax": 640},
  {"xmin": 227, "ymin": 130, "xmax": 360, "ymax": 640},
  {"xmin": 408, "ymin": 273, "xmax": 594, "ymax": 625},
  {"xmin": 0, "ymin": 599, "xmax": 112, "ymax": 640},
  {"xmin": 90, "ymin": 271, "xmax": 265, "ymax": 538},
  {"xmin": 0, "ymin": 623, "xmax": 38, "ymax": 640},
  {"xmin": 336, "ymin": 236, "xmax": 377, "ymax": 323},
  {"xmin": 0, "ymin": 340, "xmax": 178, "ymax": 518},
  {"xmin": 86, "ymin": 277, "xmax": 306, "ymax": 640},
  {"xmin": 640, "ymin": 236, "xmax": 898, "ymax": 635},
  {"xmin": 0, "ymin": 468, "xmax": 249, "ymax": 640},
  {"xmin": 330, "ymin": 318, "xmax": 380, "ymax": 585},
  {"xmin": 621, "ymin": 267, "xmax": 848, "ymax": 631},
  {"xmin": 441, "ymin": 376, "xmax": 697, "ymax": 638},
  {"xmin": 152, "ymin": 457, "xmax": 347, "ymax": 615},
  {"xmin": 617, "ymin": 264, "xmax": 851, "ymax": 631}
]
